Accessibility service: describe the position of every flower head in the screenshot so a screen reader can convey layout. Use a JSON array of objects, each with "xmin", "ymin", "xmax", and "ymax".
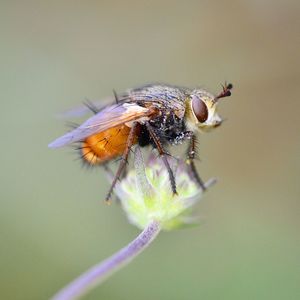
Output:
[{"xmin": 115, "ymin": 147, "xmax": 215, "ymax": 231}]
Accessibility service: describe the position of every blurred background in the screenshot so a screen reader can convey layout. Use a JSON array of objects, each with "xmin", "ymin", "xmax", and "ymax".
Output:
[{"xmin": 1, "ymin": 1, "xmax": 299, "ymax": 299}]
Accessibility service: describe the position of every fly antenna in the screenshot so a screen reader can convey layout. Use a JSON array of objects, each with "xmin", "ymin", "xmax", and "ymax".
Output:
[{"xmin": 214, "ymin": 82, "xmax": 233, "ymax": 103}]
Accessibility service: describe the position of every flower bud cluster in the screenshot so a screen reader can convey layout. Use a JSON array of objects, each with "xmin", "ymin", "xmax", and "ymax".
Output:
[{"xmin": 115, "ymin": 147, "xmax": 215, "ymax": 230}]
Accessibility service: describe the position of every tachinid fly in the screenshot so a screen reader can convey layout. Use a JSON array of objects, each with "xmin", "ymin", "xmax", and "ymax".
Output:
[{"xmin": 49, "ymin": 83, "xmax": 233, "ymax": 201}]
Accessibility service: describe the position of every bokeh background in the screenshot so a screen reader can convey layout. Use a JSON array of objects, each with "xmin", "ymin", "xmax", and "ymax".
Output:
[{"xmin": 1, "ymin": 1, "xmax": 299, "ymax": 299}]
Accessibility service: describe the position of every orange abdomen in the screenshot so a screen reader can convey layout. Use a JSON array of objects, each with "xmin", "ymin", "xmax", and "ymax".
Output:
[{"xmin": 81, "ymin": 125, "xmax": 137, "ymax": 165}]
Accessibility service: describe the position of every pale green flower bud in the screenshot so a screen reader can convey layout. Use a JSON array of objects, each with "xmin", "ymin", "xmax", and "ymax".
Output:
[{"xmin": 115, "ymin": 147, "xmax": 215, "ymax": 231}]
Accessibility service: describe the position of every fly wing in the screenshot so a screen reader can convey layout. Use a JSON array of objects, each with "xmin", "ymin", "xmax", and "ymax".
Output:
[{"xmin": 48, "ymin": 103, "xmax": 152, "ymax": 148}]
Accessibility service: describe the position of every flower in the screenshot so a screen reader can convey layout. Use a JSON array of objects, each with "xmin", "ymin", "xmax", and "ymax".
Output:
[
  {"xmin": 115, "ymin": 147, "xmax": 215, "ymax": 231},
  {"xmin": 52, "ymin": 147, "xmax": 216, "ymax": 299}
]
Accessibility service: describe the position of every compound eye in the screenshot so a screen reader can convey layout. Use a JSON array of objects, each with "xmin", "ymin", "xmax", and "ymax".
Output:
[{"xmin": 192, "ymin": 96, "xmax": 208, "ymax": 123}]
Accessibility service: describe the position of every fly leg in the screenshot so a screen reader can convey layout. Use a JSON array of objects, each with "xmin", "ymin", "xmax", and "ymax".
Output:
[
  {"xmin": 145, "ymin": 122, "xmax": 177, "ymax": 195},
  {"xmin": 105, "ymin": 122, "xmax": 137, "ymax": 202},
  {"xmin": 187, "ymin": 135, "xmax": 206, "ymax": 191}
]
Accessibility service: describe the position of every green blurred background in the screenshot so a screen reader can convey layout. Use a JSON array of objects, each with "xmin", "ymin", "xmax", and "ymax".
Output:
[{"xmin": 1, "ymin": 1, "xmax": 299, "ymax": 299}]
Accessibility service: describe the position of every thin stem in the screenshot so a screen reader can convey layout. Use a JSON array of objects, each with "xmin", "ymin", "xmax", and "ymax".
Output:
[{"xmin": 51, "ymin": 220, "xmax": 161, "ymax": 300}]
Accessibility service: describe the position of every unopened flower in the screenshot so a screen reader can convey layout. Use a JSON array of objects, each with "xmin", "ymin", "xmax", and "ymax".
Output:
[
  {"xmin": 115, "ymin": 147, "xmax": 215, "ymax": 231},
  {"xmin": 52, "ymin": 147, "xmax": 216, "ymax": 300}
]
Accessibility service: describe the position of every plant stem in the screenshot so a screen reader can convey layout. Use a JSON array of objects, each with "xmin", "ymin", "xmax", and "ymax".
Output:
[{"xmin": 51, "ymin": 220, "xmax": 161, "ymax": 300}]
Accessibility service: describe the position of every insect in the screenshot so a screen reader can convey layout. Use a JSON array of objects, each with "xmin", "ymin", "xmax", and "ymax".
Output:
[{"xmin": 49, "ymin": 83, "xmax": 232, "ymax": 201}]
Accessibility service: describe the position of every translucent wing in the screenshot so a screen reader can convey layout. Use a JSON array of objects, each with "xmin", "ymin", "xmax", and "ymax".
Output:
[{"xmin": 49, "ymin": 103, "xmax": 152, "ymax": 148}]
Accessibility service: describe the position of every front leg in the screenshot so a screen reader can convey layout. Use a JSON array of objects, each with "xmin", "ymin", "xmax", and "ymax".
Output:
[{"xmin": 186, "ymin": 134, "xmax": 206, "ymax": 191}]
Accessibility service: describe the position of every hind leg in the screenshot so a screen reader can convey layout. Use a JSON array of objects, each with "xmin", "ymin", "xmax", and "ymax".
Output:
[{"xmin": 105, "ymin": 123, "xmax": 138, "ymax": 201}]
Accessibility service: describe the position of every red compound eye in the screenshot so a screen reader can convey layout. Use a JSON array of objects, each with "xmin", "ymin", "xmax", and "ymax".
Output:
[{"xmin": 192, "ymin": 96, "xmax": 208, "ymax": 123}]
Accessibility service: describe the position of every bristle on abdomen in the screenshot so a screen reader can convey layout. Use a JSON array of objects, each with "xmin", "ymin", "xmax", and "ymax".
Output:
[{"xmin": 80, "ymin": 125, "xmax": 137, "ymax": 165}]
